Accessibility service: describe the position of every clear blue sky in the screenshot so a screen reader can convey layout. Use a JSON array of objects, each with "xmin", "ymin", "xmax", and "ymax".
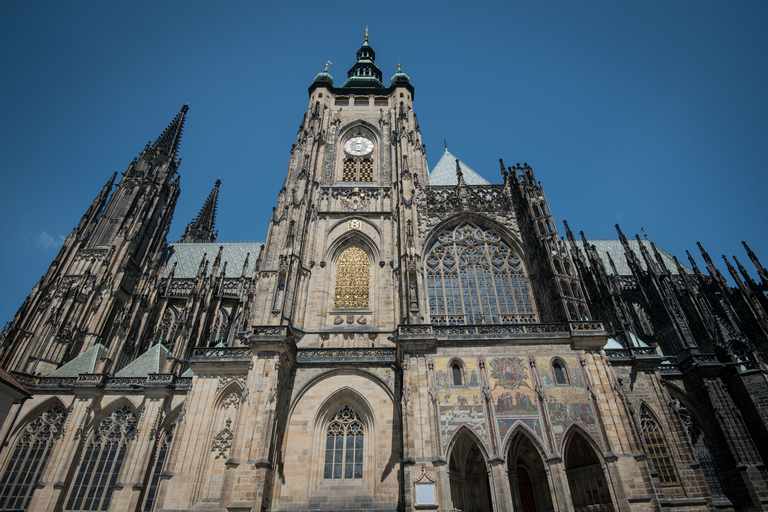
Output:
[{"xmin": 1, "ymin": 1, "xmax": 766, "ymax": 325}]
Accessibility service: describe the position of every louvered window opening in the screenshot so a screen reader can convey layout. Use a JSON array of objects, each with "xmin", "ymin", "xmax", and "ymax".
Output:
[
  {"xmin": 324, "ymin": 406, "xmax": 363, "ymax": 479},
  {"xmin": 0, "ymin": 406, "xmax": 66, "ymax": 511},
  {"xmin": 426, "ymin": 223, "xmax": 535, "ymax": 325},
  {"xmin": 641, "ymin": 409, "xmax": 684, "ymax": 497},
  {"xmin": 342, "ymin": 158, "xmax": 373, "ymax": 182},
  {"xmin": 66, "ymin": 406, "xmax": 137, "ymax": 512}
]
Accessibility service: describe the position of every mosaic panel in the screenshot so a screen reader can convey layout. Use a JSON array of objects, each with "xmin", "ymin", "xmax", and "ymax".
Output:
[
  {"xmin": 535, "ymin": 355, "xmax": 600, "ymax": 450},
  {"xmin": 432, "ymin": 356, "xmax": 489, "ymax": 449}
]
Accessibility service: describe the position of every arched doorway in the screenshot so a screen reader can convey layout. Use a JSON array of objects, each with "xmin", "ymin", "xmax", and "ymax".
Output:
[
  {"xmin": 448, "ymin": 429, "xmax": 492, "ymax": 512},
  {"xmin": 507, "ymin": 431, "xmax": 553, "ymax": 512},
  {"xmin": 564, "ymin": 432, "xmax": 614, "ymax": 511}
]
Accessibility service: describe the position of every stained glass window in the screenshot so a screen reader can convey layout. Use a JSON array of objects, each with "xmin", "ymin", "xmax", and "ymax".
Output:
[
  {"xmin": 66, "ymin": 406, "xmax": 137, "ymax": 512},
  {"xmin": 143, "ymin": 425, "xmax": 174, "ymax": 512},
  {"xmin": 324, "ymin": 406, "xmax": 363, "ymax": 479},
  {"xmin": 334, "ymin": 247, "xmax": 369, "ymax": 309},
  {"xmin": 0, "ymin": 406, "xmax": 66, "ymax": 510},
  {"xmin": 426, "ymin": 222, "xmax": 535, "ymax": 325},
  {"xmin": 641, "ymin": 408, "xmax": 683, "ymax": 497}
]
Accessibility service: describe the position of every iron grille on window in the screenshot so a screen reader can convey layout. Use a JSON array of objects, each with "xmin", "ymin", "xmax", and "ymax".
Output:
[
  {"xmin": 641, "ymin": 408, "xmax": 684, "ymax": 497},
  {"xmin": 324, "ymin": 406, "xmax": 363, "ymax": 479},
  {"xmin": 426, "ymin": 223, "xmax": 535, "ymax": 325},
  {"xmin": 342, "ymin": 158, "xmax": 373, "ymax": 182},
  {"xmin": 66, "ymin": 406, "xmax": 137, "ymax": 511},
  {"xmin": 334, "ymin": 247, "xmax": 370, "ymax": 309},
  {"xmin": 0, "ymin": 406, "xmax": 66, "ymax": 511}
]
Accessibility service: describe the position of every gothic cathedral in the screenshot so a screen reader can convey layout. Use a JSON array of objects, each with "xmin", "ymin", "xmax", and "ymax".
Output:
[{"xmin": 0, "ymin": 34, "xmax": 767, "ymax": 512}]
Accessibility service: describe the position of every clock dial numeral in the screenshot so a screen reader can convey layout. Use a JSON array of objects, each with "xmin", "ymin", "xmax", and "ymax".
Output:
[{"xmin": 344, "ymin": 137, "xmax": 373, "ymax": 156}]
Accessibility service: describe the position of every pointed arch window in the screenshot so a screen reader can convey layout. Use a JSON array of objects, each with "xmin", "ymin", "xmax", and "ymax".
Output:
[
  {"xmin": 0, "ymin": 406, "xmax": 66, "ymax": 510},
  {"xmin": 334, "ymin": 246, "xmax": 370, "ymax": 309},
  {"xmin": 143, "ymin": 424, "xmax": 175, "ymax": 512},
  {"xmin": 640, "ymin": 408, "xmax": 683, "ymax": 496},
  {"xmin": 66, "ymin": 406, "xmax": 137, "ymax": 512},
  {"xmin": 426, "ymin": 222, "xmax": 535, "ymax": 325},
  {"xmin": 552, "ymin": 359, "xmax": 569, "ymax": 385},
  {"xmin": 324, "ymin": 406, "xmax": 364, "ymax": 479}
]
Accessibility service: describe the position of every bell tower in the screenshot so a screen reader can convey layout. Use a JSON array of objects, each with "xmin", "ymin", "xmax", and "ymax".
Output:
[{"xmin": 250, "ymin": 33, "xmax": 426, "ymax": 337}]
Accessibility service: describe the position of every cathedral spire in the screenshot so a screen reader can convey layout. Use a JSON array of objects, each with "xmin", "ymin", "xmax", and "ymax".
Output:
[
  {"xmin": 742, "ymin": 241, "xmax": 768, "ymax": 285},
  {"xmin": 341, "ymin": 31, "xmax": 384, "ymax": 89},
  {"xmin": 151, "ymin": 105, "xmax": 189, "ymax": 159},
  {"xmin": 180, "ymin": 179, "xmax": 220, "ymax": 243}
]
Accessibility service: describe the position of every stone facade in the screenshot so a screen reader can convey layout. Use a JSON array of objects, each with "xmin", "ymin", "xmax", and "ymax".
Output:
[{"xmin": 0, "ymin": 35, "xmax": 767, "ymax": 512}]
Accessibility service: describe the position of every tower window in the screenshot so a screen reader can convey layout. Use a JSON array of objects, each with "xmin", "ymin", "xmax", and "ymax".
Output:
[
  {"xmin": 335, "ymin": 97, "xmax": 349, "ymax": 106},
  {"xmin": 342, "ymin": 158, "xmax": 374, "ymax": 182},
  {"xmin": 374, "ymin": 97, "xmax": 388, "ymax": 106},
  {"xmin": 354, "ymin": 97, "xmax": 370, "ymax": 106},
  {"xmin": 334, "ymin": 246, "xmax": 370, "ymax": 309},
  {"xmin": 324, "ymin": 406, "xmax": 364, "ymax": 479}
]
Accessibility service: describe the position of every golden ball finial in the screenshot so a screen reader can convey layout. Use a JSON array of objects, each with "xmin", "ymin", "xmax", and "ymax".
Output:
[{"xmin": 364, "ymin": 26, "xmax": 369, "ymax": 40}]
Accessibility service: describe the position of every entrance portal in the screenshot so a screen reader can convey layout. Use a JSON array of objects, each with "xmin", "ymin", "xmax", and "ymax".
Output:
[
  {"xmin": 564, "ymin": 432, "xmax": 614, "ymax": 511},
  {"xmin": 507, "ymin": 431, "xmax": 553, "ymax": 512},
  {"xmin": 448, "ymin": 429, "xmax": 492, "ymax": 512}
]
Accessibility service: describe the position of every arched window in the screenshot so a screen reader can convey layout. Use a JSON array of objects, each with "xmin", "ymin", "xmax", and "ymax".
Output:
[
  {"xmin": 452, "ymin": 363, "xmax": 463, "ymax": 386},
  {"xmin": 552, "ymin": 360, "xmax": 569, "ymax": 385},
  {"xmin": 426, "ymin": 222, "xmax": 535, "ymax": 325},
  {"xmin": 66, "ymin": 406, "xmax": 137, "ymax": 511},
  {"xmin": 640, "ymin": 408, "xmax": 683, "ymax": 496},
  {"xmin": 0, "ymin": 406, "xmax": 66, "ymax": 510},
  {"xmin": 334, "ymin": 246, "xmax": 370, "ymax": 309},
  {"xmin": 143, "ymin": 424, "xmax": 175, "ymax": 512},
  {"xmin": 324, "ymin": 406, "xmax": 364, "ymax": 479},
  {"xmin": 342, "ymin": 158, "xmax": 374, "ymax": 182}
]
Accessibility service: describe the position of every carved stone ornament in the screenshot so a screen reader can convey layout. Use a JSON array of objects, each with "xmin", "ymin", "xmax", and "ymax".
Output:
[{"xmin": 212, "ymin": 419, "xmax": 234, "ymax": 459}]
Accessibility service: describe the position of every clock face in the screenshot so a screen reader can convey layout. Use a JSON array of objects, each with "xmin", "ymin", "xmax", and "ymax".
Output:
[{"xmin": 344, "ymin": 136, "xmax": 373, "ymax": 156}]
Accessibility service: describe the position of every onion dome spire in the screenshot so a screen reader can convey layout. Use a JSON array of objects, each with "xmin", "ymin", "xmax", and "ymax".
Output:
[
  {"xmin": 152, "ymin": 105, "xmax": 188, "ymax": 159},
  {"xmin": 313, "ymin": 61, "xmax": 334, "ymax": 86},
  {"xmin": 341, "ymin": 29, "xmax": 384, "ymax": 89},
  {"xmin": 180, "ymin": 179, "xmax": 220, "ymax": 243},
  {"xmin": 390, "ymin": 62, "xmax": 410, "ymax": 86}
]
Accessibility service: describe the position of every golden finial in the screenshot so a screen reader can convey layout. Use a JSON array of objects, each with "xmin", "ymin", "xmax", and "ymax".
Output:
[
  {"xmin": 325, "ymin": 60, "xmax": 332, "ymax": 70},
  {"xmin": 364, "ymin": 26, "xmax": 369, "ymax": 41}
]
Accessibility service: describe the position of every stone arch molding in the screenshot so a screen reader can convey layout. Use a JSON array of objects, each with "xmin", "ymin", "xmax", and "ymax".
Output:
[
  {"xmin": 501, "ymin": 421, "xmax": 549, "ymax": 462},
  {"xmin": 325, "ymin": 220, "xmax": 381, "ymax": 263},
  {"xmin": 446, "ymin": 424, "xmax": 491, "ymax": 463}
]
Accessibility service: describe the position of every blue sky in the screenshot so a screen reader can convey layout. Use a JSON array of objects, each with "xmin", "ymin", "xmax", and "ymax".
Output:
[{"xmin": 0, "ymin": 1, "xmax": 766, "ymax": 324}]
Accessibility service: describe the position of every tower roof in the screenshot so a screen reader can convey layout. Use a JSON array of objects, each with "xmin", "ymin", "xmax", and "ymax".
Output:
[
  {"xmin": 428, "ymin": 149, "xmax": 491, "ymax": 186},
  {"xmin": 340, "ymin": 30, "xmax": 385, "ymax": 89},
  {"xmin": 180, "ymin": 179, "xmax": 220, "ymax": 243},
  {"xmin": 151, "ymin": 104, "xmax": 188, "ymax": 159}
]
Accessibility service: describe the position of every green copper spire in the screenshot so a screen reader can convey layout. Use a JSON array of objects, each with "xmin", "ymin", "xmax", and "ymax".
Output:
[
  {"xmin": 313, "ymin": 62, "xmax": 334, "ymax": 86},
  {"xmin": 340, "ymin": 30, "xmax": 384, "ymax": 89},
  {"xmin": 390, "ymin": 62, "xmax": 410, "ymax": 86}
]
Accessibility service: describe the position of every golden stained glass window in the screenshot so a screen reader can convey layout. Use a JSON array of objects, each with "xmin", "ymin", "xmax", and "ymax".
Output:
[
  {"xmin": 343, "ymin": 159, "xmax": 356, "ymax": 181},
  {"xmin": 359, "ymin": 159, "xmax": 373, "ymax": 181},
  {"xmin": 334, "ymin": 246, "xmax": 369, "ymax": 309}
]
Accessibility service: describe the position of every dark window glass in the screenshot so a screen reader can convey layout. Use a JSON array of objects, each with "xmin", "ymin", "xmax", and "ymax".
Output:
[
  {"xmin": 324, "ymin": 406, "xmax": 363, "ymax": 480},
  {"xmin": 452, "ymin": 364, "xmax": 463, "ymax": 386}
]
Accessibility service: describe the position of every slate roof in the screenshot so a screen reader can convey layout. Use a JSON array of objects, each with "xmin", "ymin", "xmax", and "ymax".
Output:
[
  {"xmin": 163, "ymin": 242, "xmax": 262, "ymax": 279},
  {"xmin": 576, "ymin": 239, "xmax": 691, "ymax": 276},
  {"xmin": 428, "ymin": 150, "xmax": 491, "ymax": 186},
  {"xmin": 47, "ymin": 344, "xmax": 106, "ymax": 377},
  {"xmin": 115, "ymin": 343, "xmax": 169, "ymax": 377}
]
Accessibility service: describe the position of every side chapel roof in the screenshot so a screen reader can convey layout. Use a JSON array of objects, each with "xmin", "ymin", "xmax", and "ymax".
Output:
[
  {"xmin": 428, "ymin": 149, "xmax": 491, "ymax": 186},
  {"xmin": 163, "ymin": 242, "xmax": 262, "ymax": 278}
]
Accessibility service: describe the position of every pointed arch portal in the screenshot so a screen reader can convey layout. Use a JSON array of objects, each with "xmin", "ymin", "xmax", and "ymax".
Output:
[
  {"xmin": 448, "ymin": 429, "xmax": 492, "ymax": 512},
  {"xmin": 564, "ymin": 432, "xmax": 614, "ymax": 511},
  {"xmin": 507, "ymin": 430, "xmax": 553, "ymax": 512}
]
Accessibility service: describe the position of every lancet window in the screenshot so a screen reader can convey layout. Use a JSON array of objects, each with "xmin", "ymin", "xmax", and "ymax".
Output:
[
  {"xmin": 641, "ymin": 408, "xmax": 683, "ymax": 496},
  {"xmin": 426, "ymin": 222, "xmax": 535, "ymax": 325},
  {"xmin": 342, "ymin": 158, "xmax": 374, "ymax": 182},
  {"xmin": 0, "ymin": 406, "xmax": 66, "ymax": 510},
  {"xmin": 324, "ymin": 406, "xmax": 364, "ymax": 479},
  {"xmin": 66, "ymin": 406, "xmax": 137, "ymax": 512},
  {"xmin": 143, "ymin": 424, "xmax": 175, "ymax": 512},
  {"xmin": 333, "ymin": 246, "xmax": 370, "ymax": 309}
]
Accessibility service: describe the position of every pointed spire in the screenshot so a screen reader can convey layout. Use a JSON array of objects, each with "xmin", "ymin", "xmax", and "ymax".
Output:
[
  {"xmin": 723, "ymin": 255, "xmax": 747, "ymax": 291},
  {"xmin": 686, "ymin": 250, "xmax": 705, "ymax": 281},
  {"xmin": 180, "ymin": 180, "xmax": 220, "ymax": 243},
  {"xmin": 77, "ymin": 172, "xmax": 116, "ymax": 234},
  {"xmin": 151, "ymin": 105, "xmax": 189, "ymax": 159},
  {"xmin": 733, "ymin": 255, "xmax": 757, "ymax": 287},
  {"xmin": 742, "ymin": 241, "xmax": 768, "ymax": 285},
  {"xmin": 455, "ymin": 158, "xmax": 465, "ymax": 186},
  {"xmin": 697, "ymin": 241, "xmax": 727, "ymax": 286}
]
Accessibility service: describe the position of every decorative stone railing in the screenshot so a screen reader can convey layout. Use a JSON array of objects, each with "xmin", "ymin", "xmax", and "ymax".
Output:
[
  {"xmin": 11, "ymin": 371, "xmax": 192, "ymax": 391},
  {"xmin": 297, "ymin": 348, "xmax": 396, "ymax": 364},
  {"xmin": 190, "ymin": 346, "xmax": 252, "ymax": 361},
  {"xmin": 397, "ymin": 321, "xmax": 606, "ymax": 342}
]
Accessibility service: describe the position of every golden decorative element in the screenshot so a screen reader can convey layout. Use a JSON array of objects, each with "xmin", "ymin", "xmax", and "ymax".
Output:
[
  {"xmin": 348, "ymin": 219, "xmax": 362, "ymax": 231},
  {"xmin": 334, "ymin": 246, "xmax": 369, "ymax": 309}
]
